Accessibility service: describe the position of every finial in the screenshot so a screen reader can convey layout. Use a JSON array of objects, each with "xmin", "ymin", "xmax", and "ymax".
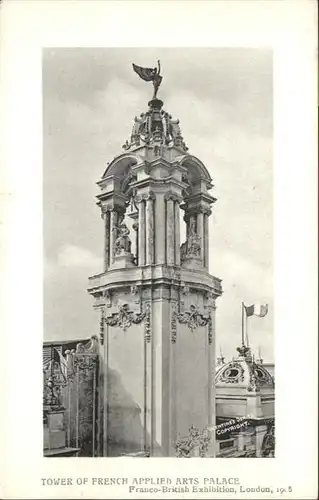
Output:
[
  {"xmin": 236, "ymin": 344, "xmax": 250, "ymax": 358},
  {"xmin": 219, "ymin": 345, "xmax": 224, "ymax": 362},
  {"xmin": 257, "ymin": 345, "xmax": 263, "ymax": 364},
  {"xmin": 132, "ymin": 60, "xmax": 163, "ymax": 100},
  {"xmin": 217, "ymin": 345, "xmax": 225, "ymax": 365}
]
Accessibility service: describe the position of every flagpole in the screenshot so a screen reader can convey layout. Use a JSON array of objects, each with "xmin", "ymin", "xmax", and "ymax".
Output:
[
  {"xmin": 241, "ymin": 302, "xmax": 245, "ymax": 346},
  {"xmin": 245, "ymin": 311, "xmax": 249, "ymax": 347}
]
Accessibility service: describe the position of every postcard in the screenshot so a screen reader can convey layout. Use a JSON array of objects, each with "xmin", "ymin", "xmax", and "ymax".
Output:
[{"xmin": 0, "ymin": 1, "xmax": 317, "ymax": 499}]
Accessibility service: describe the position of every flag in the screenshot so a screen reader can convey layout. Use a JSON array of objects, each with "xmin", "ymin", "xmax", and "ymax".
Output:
[{"xmin": 245, "ymin": 304, "xmax": 268, "ymax": 318}]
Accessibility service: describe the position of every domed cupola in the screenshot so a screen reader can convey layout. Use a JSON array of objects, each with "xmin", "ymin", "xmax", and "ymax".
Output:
[
  {"xmin": 216, "ymin": 344, "xmax": 274, "ymax": 392},
  {"xmin": 215, "ymin": 343, "xmax": 274, "ymax": 420}
]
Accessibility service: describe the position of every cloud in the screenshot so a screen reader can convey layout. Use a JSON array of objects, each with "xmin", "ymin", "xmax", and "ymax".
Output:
[
  {"xmin": 214, "ymin": 248, "xmax": 272, "ymax": 300},
  {"xmin": 57, "ymin": 244, "xmax": 102, "ymax": 269},
  {"xmin": 44, "ymin": 245, "xmax": 102, "ymax": 277}
]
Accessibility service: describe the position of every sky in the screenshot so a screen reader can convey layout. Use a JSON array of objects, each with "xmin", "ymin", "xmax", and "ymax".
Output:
[{"xmin": 43, "ymin": 48, "xmax": 273, "ymax": 362}]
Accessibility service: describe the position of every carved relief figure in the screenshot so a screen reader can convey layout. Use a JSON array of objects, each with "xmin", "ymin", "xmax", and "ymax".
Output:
[
  {"xmin": 114, "ymin": 223, "xmax": 132, "ymax": 255},
  {"xmin": 181, "ymin": 217, "xmax": 201, "ymax": 260},
  {"xmin": 131, "ymin": 114, "xmax": 145, "ymax": 144},
  {"xmin": 187, "ymin": 218, "xmax": 201, "ymax": 256}
]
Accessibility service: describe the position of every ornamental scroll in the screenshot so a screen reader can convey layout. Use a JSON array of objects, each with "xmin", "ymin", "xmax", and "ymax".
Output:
[
  {"xmin": 171, "ymin": 304, "xmax": 212, "ymax": 345},
  {"xmin": 105, "ymin": 303, "xmax": 151, "ymax": 343}
]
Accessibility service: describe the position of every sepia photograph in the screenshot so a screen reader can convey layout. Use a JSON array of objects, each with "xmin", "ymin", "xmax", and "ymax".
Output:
[
  {"xmin": 43, "ymin": 48, "xmax": 275, "ymax": 458},
  {"xmin": 1, "ymin": 0, "xmax": 317, "ymax": 498}
]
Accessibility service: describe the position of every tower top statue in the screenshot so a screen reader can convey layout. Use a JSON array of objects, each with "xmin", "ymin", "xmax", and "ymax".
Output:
[{"xmin": 132, "ymin": 60, "xmax": 163, "ymax": 99}]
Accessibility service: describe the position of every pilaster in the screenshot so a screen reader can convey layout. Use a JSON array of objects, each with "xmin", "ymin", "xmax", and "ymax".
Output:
[
  {"xmin": 197, "ymin": 209, "xmax": 204, "ymax": 263},
  {"xmin": 136, "ymin": 196, "xmax": 146, "ymax": 266},
  {"xmin": 174, "ymin": 201, "xmax": 181, "ymax": 266},
  {"xmin": 204, "ymin": 212, "xmax": 209, "ymax": 269},
  {"xmin": 145, "ymin": 193, "xmax": 155, "ymax": 265},
  {"xmin": 165, "ymin": 193, "xmax": 175, "ymax": 266},
  {"xmin": 154, "ymin": 193, "xmax": 166, "ymax": 264},
  {"xmin": 102, "ymin": 209, "xmax": 110, "ymax": 271}
]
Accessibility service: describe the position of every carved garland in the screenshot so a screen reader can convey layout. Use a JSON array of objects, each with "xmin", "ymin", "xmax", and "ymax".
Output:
[
  {"xmin": 171, "ymin": 302, "xmax": 177, "ymax": 344},
  {"xmin": 104, "ymin": 303, "xmax": 151, "ymax": 343},
  {"xmin": 144, "ymin": 302, "xmax": 151, "ymax": 343},
  {"xmin": 99, "ymin": 307, "xmax": 105, "ymax": 345},
  {"xmin": 208, "ymin": 314, "xmax": 213, "ymax": 346},
  {"xmin": 177, "ymin": 304, "xmax": 209, "ymax": 332},
  {"xmin": 105, "ymin": 303, "xmax": 145, "ymax": 332},
  {"xmin": 171, "ymin": 304, "xmax": 212, "ymax": 344}
]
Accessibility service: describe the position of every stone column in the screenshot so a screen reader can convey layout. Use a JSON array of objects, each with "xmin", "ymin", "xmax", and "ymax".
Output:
[
  {"xmin": 204, "ymin": 211, "xmax": 209, "ymax": 270},
  {"xmin": 102, "ymin": 209, "xmax": 110, "ymax": 271},
  {"xmin": 154, "ymin": 193, "xmax": 165, "ymax": 264},
  {"xmin": 109, "ymin": 209, "xmax": 118, "ymax": 264},
  {"xmin": 165, "ymin": 193, "xmax": 175, "ymax": 265},
  {"xmin": 208, "ymin": 298, "xmax": 216, "ymax": 456},
  {"xmin": 197, "ymin": 209, "xmax": 204, "ymax": 264},
  {"xmin": 145, "ymin": 193, "xmax": 155, "ymax": 265},
  {"xmin": 137, "ymin": 197, "xmax": 146, "ymax": 266},
  {"xmin": 169, "ymin": 301, "xmax": 177, "ymax": 455},
  {"xmin": 144, "ymin": 301, "xmax": 153, "ymax": 454},
  {"xmin": 174, "ymin": 201, "xmax": 181, "ymax": 265},
  {"xmin": 132, "ymin": 221, "xmax": 139, "ymax": 265},
  {"xmin": 103, "ymin": 323, "xmax": 110, "ymax": 456},
  {"xmin": 208, "ymin": 301, "xmax": 216, "ymax": 418}
]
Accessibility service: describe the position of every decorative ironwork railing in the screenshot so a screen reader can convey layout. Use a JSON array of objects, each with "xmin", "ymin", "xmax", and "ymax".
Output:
[{"xmin": 43, "ymin": 336, "xmax": 100, "ymax": 457}]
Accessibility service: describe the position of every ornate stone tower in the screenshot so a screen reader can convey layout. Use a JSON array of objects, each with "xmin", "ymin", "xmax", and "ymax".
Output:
[{"xmin": 88, "ymin": 69, "xmax": 222, "ymax": 457}]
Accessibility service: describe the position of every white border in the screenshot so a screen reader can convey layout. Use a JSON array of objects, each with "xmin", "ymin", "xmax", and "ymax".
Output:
[{"xmin": 0, "ymin": 1, "xmax": 317, "ymax": 499}]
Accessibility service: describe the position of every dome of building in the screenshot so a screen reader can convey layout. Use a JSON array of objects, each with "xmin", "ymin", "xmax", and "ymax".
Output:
[
  {"xmin": 215, "ymin": 345, "xmax": 274, "ymax": 392},
  {"xmin": 215, "ymin": 344, "xmax": 275, "ymax": 421}
]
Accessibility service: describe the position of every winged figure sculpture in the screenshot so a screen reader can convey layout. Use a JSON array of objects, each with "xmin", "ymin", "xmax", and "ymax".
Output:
[{"xmin": 132, "ymin": 60, "xmax": 163, "ymax": 99}]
